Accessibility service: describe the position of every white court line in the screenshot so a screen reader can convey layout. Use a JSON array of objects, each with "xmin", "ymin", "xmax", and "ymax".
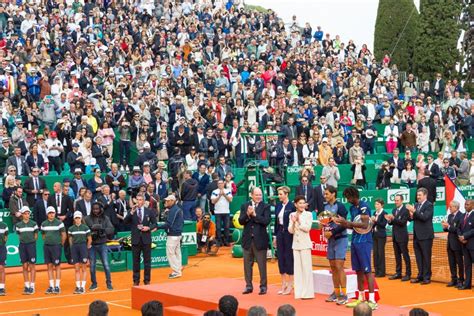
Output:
[
  {"xmin": 400, "ymin": 296, "xmax": 474, "ymax": 308},
  {"xmin": 0, "ymin": 288, "xmax": 129, "ymax": 304}
]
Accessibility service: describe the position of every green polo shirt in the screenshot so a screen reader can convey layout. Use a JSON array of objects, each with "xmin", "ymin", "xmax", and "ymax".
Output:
[
  {"xmin": 15, "ymin": 220, "xmax": 38, "ymax": 244},
  {"xmin": 41, "ymin": 218, "xmax": 65, "ymax": 245},
  {"xmin": 0, "ymin": 222, "xmax": 8, "ymax": 246},
  {"xmin": 68, "ymin": 224, "xmax": 91, "ymax": 244}
]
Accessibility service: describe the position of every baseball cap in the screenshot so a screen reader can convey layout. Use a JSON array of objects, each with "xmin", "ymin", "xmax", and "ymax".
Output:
[
  {"xmin": 46, "ymin": 206, "xmax": 56, "ymax": 214},
  {"xmin": 20, "ymin": 206, "xmax": 31, "ymax": 214},
  {"xmin": 74, "ymin": 168, "xmax": 83, "ymax": 174},
  {"xmin": 50, "ymin": 131, "xmax": 57, "ymax": 138},
  {"xmin": 73, "ymin": 211, "xmax": 83, "ymax": 219}
]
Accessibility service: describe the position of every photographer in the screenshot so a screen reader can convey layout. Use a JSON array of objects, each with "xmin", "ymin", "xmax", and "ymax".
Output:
[
  {"xmin": 376, "ymin": 162, "xmax": 393, "ymax": 190},
  {"xmin": 84, "ymin": 202, "xmax": 114, "ymax": 291}
]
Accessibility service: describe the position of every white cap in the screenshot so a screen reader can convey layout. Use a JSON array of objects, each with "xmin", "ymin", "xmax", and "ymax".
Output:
[
  {"xmin": 73, "ymin": 211, "xmax": 83, "ymax": 219},
  {"xmin": 46, "ymin": 206, "xmax": 56, "ymax": 214},
  {"xmin": 164, "ymin": 195, "xmax": 177, "ymax": 201},
  {"xmin": 20, "ymin": 206, "xmax": 31, "ymax": 214},
  {"xmin": 322, "ymin": 137, "xmax": 328, "ymax": 143}
]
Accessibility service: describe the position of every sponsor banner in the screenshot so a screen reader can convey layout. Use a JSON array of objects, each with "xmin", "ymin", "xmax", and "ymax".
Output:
[{"xmin": 310, "ymin": 229, "xmax": 328, "ymax": 257}]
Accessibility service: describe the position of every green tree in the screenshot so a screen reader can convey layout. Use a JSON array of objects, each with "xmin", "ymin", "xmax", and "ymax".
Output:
[
  {"xmin": 413, "ymin": 0, "xmax": 463, "ymax": 81},
  {"xmin": 374, "ymin": 0, "xmax": 419, "ymax": 71}
]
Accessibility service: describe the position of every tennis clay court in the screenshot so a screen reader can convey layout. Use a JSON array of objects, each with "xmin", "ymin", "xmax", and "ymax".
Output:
[{"xmin": 0, "ymin": 247, "xmax": 471, "ymax": 316}]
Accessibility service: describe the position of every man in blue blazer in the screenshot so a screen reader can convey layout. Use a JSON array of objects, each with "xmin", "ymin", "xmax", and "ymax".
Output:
[
  {"xmin": 192, "ymin": 164, "xmax": 210, "ymax": 210},
  {"xmin": 442, "ymin": 200, "xmax": 464, "ymax": 288},
  {"xmin": 124, "ymin": 194, "xmax": 157, "ymax": 286}
]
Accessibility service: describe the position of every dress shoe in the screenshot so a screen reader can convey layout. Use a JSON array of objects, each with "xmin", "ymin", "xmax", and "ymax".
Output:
[
  {"xmin": 410, "ymin": 279, "xmax": 422, "ymax": 284},
  {"xmin": 258, "ymin": 288, "xmax": 267, "ymax": 295},
  {"xmin": 401, "ymin": 276, "xmax": 411, "ymax": 282},
  {"xmin": 447, "ymin": 281, "xmax": 457, "ymax": 287},
  {"xmin": 456, "ymin": 282, "xmax": 464, "ymax": 289},
  {"xmin": 375, "ymin": 274, "xmax": 386, "ymax": 278},
  {"xmin": 144, "ymin": 282, "xmax": 150, "ymax": 285},
  {"xmin": 421, "ymin": 280, "xmax": 431, "ymax": 285},
  {"xmin": 389, "ymin": 275, "xmax": 401, "ymax": 280},
  {"xmin": 458, "ymin": 285, "xmax": 472, "ymax": 290},
  {"xmin": 242, "ymin": 288, "xmax": 253, "ymax": 294}
]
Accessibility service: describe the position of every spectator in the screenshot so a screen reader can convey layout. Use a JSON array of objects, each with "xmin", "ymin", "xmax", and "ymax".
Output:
[
  {"xmin": 88, "ymin": 300, "xmax": 109, "ymax": 316},
  {"xmin": 353, "ymin": 301, "xmax": 372, "ymax": 316},
  {"xmin": 321, "ymin": 158, "xmax": 340, "ymax": 188},
  {"xmin": 409, "ymin": 308, "xmax": 429, "ymax": 316},
  {"xmin": 247, "ymin": 306, "xmax": 267, "ymax": 316},
  {"xmin": 376, "ymin": 162, "xmax": 392, "ymax": 190},
  {"xmin": 277, "ymin": 304, "xmax": 296, "ymax": 316},
  {"xmin": 401, "ymin": 162, "xmax": 417, "ymax": 188},
  {"xmin": 350, "ymin": 156, "xmax": 367, "ymax": 188},
  {"xmin": 218, "ymin": 295, "xmax": 239, "ymax": 316},
  {"xmin": 141, "ymin": 300, "xmax": 163, "ymax": 316}
]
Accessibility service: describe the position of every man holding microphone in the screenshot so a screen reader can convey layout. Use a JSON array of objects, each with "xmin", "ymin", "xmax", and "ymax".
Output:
[
  {"xmin": 125, "ymin": 194, "xmax": 157, "ymax": 286},
  {"xmin": 239, "ymin": 187, "xmax": 271, "ymax": 295}
]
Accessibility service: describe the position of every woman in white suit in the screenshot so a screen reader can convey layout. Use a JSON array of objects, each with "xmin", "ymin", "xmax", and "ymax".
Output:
[{"xmin": 288, "ymin": 195, "xmax": 315, "ymax": 300}]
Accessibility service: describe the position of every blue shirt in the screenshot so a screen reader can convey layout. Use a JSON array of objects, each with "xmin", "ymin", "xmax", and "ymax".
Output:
[
  {"xmin": 325, "ymin": 202, "xmax": 348, "ymax": 239},
  {"xmin": 350, "ymin": 200, "xmax": 372, "ymax": 244}
]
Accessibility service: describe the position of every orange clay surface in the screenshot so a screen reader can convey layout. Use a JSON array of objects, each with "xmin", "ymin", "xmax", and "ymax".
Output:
[{"xmin": 0, "ymin": 248, "xmax": 471, "ymax": 315}]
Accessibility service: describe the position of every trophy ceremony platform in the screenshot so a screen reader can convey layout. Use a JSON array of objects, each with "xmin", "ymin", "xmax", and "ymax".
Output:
[{"xmin": 131, "ymin": 278, "xmax": 412, "ymax": 316}]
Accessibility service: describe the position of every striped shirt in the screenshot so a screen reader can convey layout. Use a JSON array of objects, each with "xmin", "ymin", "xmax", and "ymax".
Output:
[
  {"xmin": 15, "ymin": 220, "xmax": 38, "ymax": 244},
  {"xmin": 0, "ymin": 222, "xmax": 8, "ymax": 246},
  {"xmin": 68, "ymin": 224, "xmax": 91, "ymax": 244},
  {"xmin": 41, "ymin": 218, "xmax": 65, "ymax": 245}
]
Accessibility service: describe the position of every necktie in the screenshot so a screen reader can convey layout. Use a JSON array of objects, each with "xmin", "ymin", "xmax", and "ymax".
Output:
[
  {"xmin": 57, "ymin": 194, "xmax": 61, "ymax": 210},
  {"xmin": 463, "ymin": 213, "xmax": 469, "ymax": 228},
  {"xmin": 34, "ymin": 178, "xmax": 38, "ymax": 191},
  {"xmin": 18, "ymin": 199, "xmax": 22, "ymax": 209},
  {"xmin": 304, "ymin": 186, "xmax": 307, "ymax": 200},
  {"xmin": 138, "ymin": 208, "xmax": 142, "ymax": 224}
]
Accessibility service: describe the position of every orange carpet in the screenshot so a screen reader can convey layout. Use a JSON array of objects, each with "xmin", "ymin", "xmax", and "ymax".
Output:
[{"xmin": 0, "ymin": 248, "xmax": 471, "ymax": 316}]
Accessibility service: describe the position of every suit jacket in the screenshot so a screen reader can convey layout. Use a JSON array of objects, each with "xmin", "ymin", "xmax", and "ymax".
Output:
[
  {"xmin": 9, "ymin": 195, "xmax": 28, "ymax": 224},
  {"xmin": 313, "ymin": 184, "xmax": 326, "ymax": 214},
  {"xmin": 75, "ymin": 199, "xmax": 93, "ymax": 218},
  {"xmin": 444, "ymin": 211, "xmax": 463, "ymax": 251},
  {"xmin": 25, "ymin": 154, "xmax": 45, "ymax": 171},
  {"xmin": 274, "ymin": 201, "xmax": 295, "ymax": 235},
  {"xmin": 372, "ymin": 210, "xmax": 388, "ymax": 238},
  {"xmin": 390, "ymin": 205, "xmax": 409, "ymax": 243},
  {"xmin": 238, "ymin": 201, "xmax": 271, "ymax": 251},
  {"xmin": 192, "ymin": 172, "xmax": 210, "ymax": 195},
  {"xmin": 124, "ymin": 207, "xmax": 157, "ymax": 245},
  {"xmin": 48, "ymin": 193, "xmax": 75, "ymax": 226},
  {"xmin": 5, "ymin": 155, "xmax": 30, "ymax": 176},
  {"xmin": 426, "ymin": 163, "xmax": 441, "ymax": 179},
  {"xmin": 417, "ymin": 177, "xmax": 437, "ymax": 203},
  {"xmin": 410, "ymin": 200, "xmax": 434, "ymax": 241},
  {"xmin": 459, "ymin": 211, "xmax": 474, "ymax": 250},
  {"xmin": 23, "ymin": 176, "xmax": 46, "ymax": 207},
  {"xmin": 296, "ymin": 184, "xmax": 315, "ymax": 211},
  {"xmin": 33, "ymin": 198, "xmax": 49, "ymax": 225},
  {"xmin": 288, "ymin": 211, "xmax": 313, "ymax": 250}
]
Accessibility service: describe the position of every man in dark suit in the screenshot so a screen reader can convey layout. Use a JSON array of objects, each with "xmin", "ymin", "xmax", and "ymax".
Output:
[
  {"xmin": 23, "ymin": 167, "xmax": 47, "ymax": 207},
  {"xmin": 442, "ymin": 200, "xmax": 464, "ymax": 288},
  {"xmin": 296, "ymin": 176, "xmax": 314, "ymax": 211},
  {"xmin": 96, "ymin": 185, "xmax": 117, "ymax": 227},
  {"xmin": 48, "ymin": 182, "xmax": 75, "ymax": 226},
  {"xmin": 407, "ymin": 188, "xmax": 434, "ymax": 284},
  {"xmin": 372, "ymin": 199, "xmax": 388, "ymax": 277},
  {"xmin": 238, "ymin": 187, "xmax": 271, "ymax": 295},
  {"xmin": 34, "ymin": 190, "xmax": 50, "ymax": 225},
  {"xmin": 458, "ymin": 200, "xmax": 474, "ymax": 290},
  {"xmin": 313, "ymin": 176, "xmax": 328, "ymax": 214},
  {"xmin": 124, "ymin": 194, "xmax": 157, "ymax": 285},
  {"xmin": 431, "ymin": 73, "xmax": 445, "ymax": 102},
  {"xmin": 5, "ymin": 146, "xmax": 30, "ymax": 176},
  {"xmin": 233, "ymin": 128, "xmax": 250, "ymax": 168},
  {"xmin": 75, "ymin": 189, "xmax": 93, "ymax": 217},
  {"xmin": 425, "ymin": 155, "xmax": 441, "ymax": 180},
  {"xmin": 388, "ymin": 148, "xmax": 404, "ymax": 181},
  {"xmin": 417, "ymin": 170, "xmax": 437, "ymax": 204},
  {"xmin": 385, "ymin": 194, "xmax": 411, "ymax": 281}
]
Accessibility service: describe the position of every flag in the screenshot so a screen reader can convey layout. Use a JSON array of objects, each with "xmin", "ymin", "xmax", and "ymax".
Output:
[{"xmin": 445, "ymin": 175, "xmax": 466, "ymax": 213}]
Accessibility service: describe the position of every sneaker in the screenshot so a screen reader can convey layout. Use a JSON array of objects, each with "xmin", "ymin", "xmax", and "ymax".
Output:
[
  {"xmin": 120, "ymin": 165, "xmax": 125, "ymax": 171},
  {"xmin": 45, "ymin": 287, "xmax": 54, "ymax": 295},
  {"xmin": 73, "ymin": 287, "xmax": 81, "ymax": 294},
  {"xmin": 89, "ymin": 284, "xmax": 98, "ymax": 291},
  {"xmin": 168, "ymin": 272, "xmax": 182, "ymax": 279},
  {"xmin": 107, "ymin": 284, "xmax": 114, "ymax": 291},
  {"xmin": 336, "ymin": 294, "xmax": 349, "ymax": 305},
  {"xmin": 0, "ymin": 289, "xmax": 5, "ymax": 296},
  {"xmin": 22, "ymin": 287, "xmax": 30, "ymax": 295},
  {"xmin": 29, "ymin": 287, "xmax": 35, "ymax": 295},
  {"xmin": 325, "ymin": 292, "xmax": 338, "ymax": 302},
  {"xmin": 346, "ymin": 299, "xmax": 363, "ymax": 308},
  {"xmin": 80, "ymin": 287, "xmax": 85, "ymax": 294},
  {"xmin": 54, "ymin": 286, "xmax": 61, "ymax": 294},
  {"xmin": 367, "ymin": 301, "xmax": 378, "ymax": 310}
]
